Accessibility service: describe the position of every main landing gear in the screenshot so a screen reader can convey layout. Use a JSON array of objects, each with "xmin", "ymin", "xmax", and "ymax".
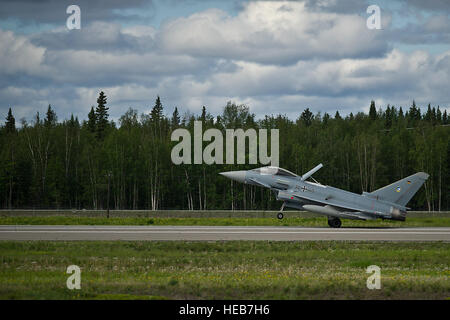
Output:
[
  {"xmin": 277, "ymin": 202, "xmax": 286, "ymax": 220},
  {"xmin": 327, "ymin": 217, "xmax": 342, "ymax": 228}
]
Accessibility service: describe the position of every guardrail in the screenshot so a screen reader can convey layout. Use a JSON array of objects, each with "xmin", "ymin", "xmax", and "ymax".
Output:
[{"xmin": 0, "ymin": 209, "xmax": 448, "ymax": 218}]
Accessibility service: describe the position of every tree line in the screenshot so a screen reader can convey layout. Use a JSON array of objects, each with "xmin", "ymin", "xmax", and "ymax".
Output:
[{"xmin": 1, "ymin": 93, "xmax": 449, "ymax": 211}]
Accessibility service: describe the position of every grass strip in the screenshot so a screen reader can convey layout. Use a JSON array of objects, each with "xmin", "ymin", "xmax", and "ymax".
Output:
[
  {"xmin": 0, "ymin": 216, "xmax": 449, "ymax": 227},
  {"xmin": 0, "ymin": 241, "xmax": 449, "ymax": 299}
]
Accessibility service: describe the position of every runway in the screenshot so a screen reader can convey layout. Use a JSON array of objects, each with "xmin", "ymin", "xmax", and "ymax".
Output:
[{"xmin": 0, "ymin": 225, "xmax": 449, "ymax": 241}]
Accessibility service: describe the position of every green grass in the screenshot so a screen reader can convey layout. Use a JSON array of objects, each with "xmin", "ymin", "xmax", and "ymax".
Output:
[
  {"xmin": 1, "ymin": 216, "xmax": 450, "ymax": 227},
  {"xmin": 0, "ymin": 241, "xmax": 449, "ymax": 300}
]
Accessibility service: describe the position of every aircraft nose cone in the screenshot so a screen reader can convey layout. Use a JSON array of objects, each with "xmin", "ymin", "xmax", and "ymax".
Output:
[{"xmin": 219, "ymin": 171, "xmax": 246, "ymax": 183}]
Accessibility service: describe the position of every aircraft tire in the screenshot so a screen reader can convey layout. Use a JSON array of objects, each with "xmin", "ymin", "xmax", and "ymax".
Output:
[
  {"xmin": 328, "ymin": 218, "xmax": 342, "ymax": 228},
  {"xmin": 277, "ymin": 212, "xmax": 284, "ymax": 220}
]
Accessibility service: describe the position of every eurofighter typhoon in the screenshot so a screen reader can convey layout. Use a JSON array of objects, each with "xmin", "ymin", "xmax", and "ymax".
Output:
[{"xmin": 220, "ymin": 164, "xmax": 429, "ymax": 228}]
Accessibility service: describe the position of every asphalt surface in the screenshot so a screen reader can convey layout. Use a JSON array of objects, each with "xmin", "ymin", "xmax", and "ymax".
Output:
[{"xmin": 0, "ymin": 225, "xmax": 449, "ymax": 241}]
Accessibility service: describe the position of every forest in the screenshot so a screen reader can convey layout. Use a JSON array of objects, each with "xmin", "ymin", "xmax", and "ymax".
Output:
[{"xmin": 1, "ymin": 92, "xmax": 449, "ymax": 211}]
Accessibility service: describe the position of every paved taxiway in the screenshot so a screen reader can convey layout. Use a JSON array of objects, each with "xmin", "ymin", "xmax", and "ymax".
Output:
[{"xmin": 0, "ymin": 225, "xmax": 449, "ymax": 241}]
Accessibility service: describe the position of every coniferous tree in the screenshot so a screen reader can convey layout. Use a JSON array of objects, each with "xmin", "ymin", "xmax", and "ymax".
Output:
[
  {"xmin": 299, "ymin": 108, "xmax": 314, "ymax": 126},
  {"xmin": 322, "ymin": 112, "xmax": 330, "ymax": 126},
  {"xmin": 391, "ymin": 106, "xmax": 398, "ymax": 122},
  {"xmin": 5, "ymin": 108, "xmax": 15, "ymax": 134},
  {"xmin": 399, "ymin": 107, "xmax": 404, "ymax": 120},
  {"xmin": 95, "ymin": 91, "xmax": 109, "ymax": 139},
  {"xmin": 171, "ymin": 107, "xmax": 180, "ymax": 128},
  {"xmin": 151, "ymin": 96, "xmax": 163, "ymax": 122},
  {"xmin": 369, "ymin": 100, "xmax": 377, "ymax": 120},
  {"xmin": 385, "ymin": 105, "xmax": 392, "ymax": 128},
  {"xmin": 334, "ymin": 111, "xmax": 341, "ymax": 120},
  {"xmin": 35, "ymin": 111, "xmax": 41, "ymax": 125},
  {"xmin": 3, "ymin": 107, "xmax": 17, "ymax": 209},
  {"xmin": 69, "ymin": 114, "xmax": 79, "ymax": 128},
  {"xmin": 200, "ymin": 106, "xmax": 207, "ymax": 123},
  {"xmin": 409, "ymin": 100, "xmax": 421, "ymax": 124},
  {"xmin": 44, "ymin": 104, "xmax": 57, "ymax": 128},
  {"xmin": 432, "ymin": 107, "xmax": 437, "ymax": 125},
  {"xmin": 348, "ymin": 112, "xmax": 354, "ymax": 121},
  {"xmin": 437, "ymin": 106, "xmax": 442, "ymax": 123},
  {"xmin": 87, "ymin": 106, "xmax": 96, "ymax": 133},
  {"xmin": 150, "ymin": 96, "xmax": 164, "ymax": 139},
  {"xmin": 424, "ymin": 104, "xmax": 432, "ymax": 122}
]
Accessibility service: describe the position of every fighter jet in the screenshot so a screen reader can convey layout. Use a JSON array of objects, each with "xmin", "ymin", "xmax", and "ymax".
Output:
[{"xmin": 219, "ymin": 164, "xmax": 429, "ymax": 228}]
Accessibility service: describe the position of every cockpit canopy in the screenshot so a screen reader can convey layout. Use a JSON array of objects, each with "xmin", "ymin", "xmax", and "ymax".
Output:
[{"xmin": 251, "ymin": 166, "xmax": 298, "ymax": 177}]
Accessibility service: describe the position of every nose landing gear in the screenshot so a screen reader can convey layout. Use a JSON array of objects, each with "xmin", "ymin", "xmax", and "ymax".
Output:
[{"xmin": 277, "ymin": 202, "xmax": 286, "ymax": 220}]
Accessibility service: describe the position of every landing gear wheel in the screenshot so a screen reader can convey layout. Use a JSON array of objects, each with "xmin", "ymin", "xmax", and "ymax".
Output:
[
  {"xmin": 328, "ymin": 218, "xmax": 342, "ymax": 228},
  {"xmin": 277, "ymin": 202, "xmax": 286, "ymax": 220}
]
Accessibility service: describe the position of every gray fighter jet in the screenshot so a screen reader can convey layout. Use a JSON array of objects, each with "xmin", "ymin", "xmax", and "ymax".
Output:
[{"xmin": 219, "ymin": 164, "xmax": 429, "ymax": 227}]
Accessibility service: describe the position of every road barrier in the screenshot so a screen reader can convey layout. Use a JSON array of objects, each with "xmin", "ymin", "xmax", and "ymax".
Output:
[{"xmin": 0, "ymin": 209, "xmax": 448, "ymax": 218}]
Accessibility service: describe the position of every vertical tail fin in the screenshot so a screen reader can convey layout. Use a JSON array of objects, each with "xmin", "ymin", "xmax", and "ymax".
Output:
[{"xmin": 370, "ymin": 172, "xmax": 429, "ymax": 207}]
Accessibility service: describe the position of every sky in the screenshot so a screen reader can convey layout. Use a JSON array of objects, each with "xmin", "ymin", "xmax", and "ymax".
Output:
[{"xmin": 1, "ymin": 0, "xmax": 450, "ymax": 124}]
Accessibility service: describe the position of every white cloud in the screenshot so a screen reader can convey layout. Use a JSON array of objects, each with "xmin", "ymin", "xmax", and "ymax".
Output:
[
  {"xmin": 158, "ymin": 1, "xmax": 388, "ymax": 64},
  {"xmin": 0, "ymin": 30, "xmax": 46, "ymax": 75}
]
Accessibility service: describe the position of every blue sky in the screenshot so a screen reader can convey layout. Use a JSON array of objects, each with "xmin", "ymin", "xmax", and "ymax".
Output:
[{"xmin": 1, "ymin": 0, "xmax": 449, "ymax": 124}]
